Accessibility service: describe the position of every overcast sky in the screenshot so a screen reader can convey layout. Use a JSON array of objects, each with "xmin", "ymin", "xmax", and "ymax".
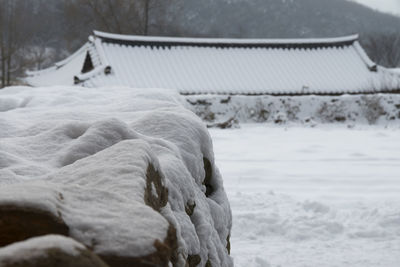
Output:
[{"xmin": 352, "ymin": 0, "xmax": 400, "ymax": 15}]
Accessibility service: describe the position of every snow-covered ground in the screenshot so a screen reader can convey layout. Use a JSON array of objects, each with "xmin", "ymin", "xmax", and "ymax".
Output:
[{"xmin": 210, "ymin": 125, "xmax": 400, "ymax": 267}]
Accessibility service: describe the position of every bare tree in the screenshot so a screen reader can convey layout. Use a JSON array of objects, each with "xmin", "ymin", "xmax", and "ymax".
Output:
[
  {"xmin": 0, "ymin": 0, "xmax": 33, "ymax": 88},
  {"xmin": 362, "ymin": 33, "xmax": 400, "ymax": 68},
  {"xmin": 64, "ymin": 0, "xmax": 157, "ymax": 36}
]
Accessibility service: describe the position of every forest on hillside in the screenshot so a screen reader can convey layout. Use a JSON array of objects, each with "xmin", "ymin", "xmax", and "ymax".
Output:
[{"xmin": 1, "ymin": 0, "xmax": 400, "ymax": 87}]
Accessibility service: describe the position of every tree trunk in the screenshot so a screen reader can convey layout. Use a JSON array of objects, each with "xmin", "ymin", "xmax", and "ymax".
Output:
[
  {"xmin": 6, "ymin": 54, "xmax": 11, "ymax": 86},
  {"xmin": 6, "ymin": 2, "xmax": 13, "ymax": 86},
  {"xmin": 144, "ymin": 0, "xmax": 149, "ymax": 35},
  {"xmin": 1, "ymin": 45, "xmax": 5, "ymax": 88}
]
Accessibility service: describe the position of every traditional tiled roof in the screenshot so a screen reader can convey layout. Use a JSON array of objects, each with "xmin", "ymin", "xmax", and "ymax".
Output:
[{"xmin": 26, "ymin": 31, "xmax": 400, "ymax": 95}]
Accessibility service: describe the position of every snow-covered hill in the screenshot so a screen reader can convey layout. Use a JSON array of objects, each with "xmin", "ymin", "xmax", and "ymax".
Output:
[
  {"xmin": 154, "ymin": 0, "xmax": 400, "ymax": 39},
  {"xmin": 351, "ymin": 0, "xmax": 400, "ymax": 16}
]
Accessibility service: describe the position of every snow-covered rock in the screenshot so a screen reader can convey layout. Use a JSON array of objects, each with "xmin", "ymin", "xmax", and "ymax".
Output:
[
  {"xmin": 186, "ymin": 94, "xmax": 400, "ymax": 127},
  {"xmin": 0, "ymin": 235, "xmax": 109, "ymax": 267},
  {"xmin": 0, "ymin": 86, "xmax": 232, "ymax": 267}
]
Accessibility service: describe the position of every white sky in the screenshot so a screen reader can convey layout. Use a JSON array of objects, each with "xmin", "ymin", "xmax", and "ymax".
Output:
[{"xmin": 351, "ymin": 0, "xmax": 400, "ymax": 16}]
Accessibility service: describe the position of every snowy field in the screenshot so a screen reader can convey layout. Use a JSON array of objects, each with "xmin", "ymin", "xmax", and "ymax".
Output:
[{"xmin": 210, "ymin": 125, "xmax": 400, "ymax": 267}]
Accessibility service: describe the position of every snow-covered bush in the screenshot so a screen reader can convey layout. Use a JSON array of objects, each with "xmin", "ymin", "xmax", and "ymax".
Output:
[
  {"xmin": 359, "ymin": 95, "xmax": 386, "ymax": 124},
  {"xmin": 317, "ymin": 101, "xmax": 347, "ymax": 123},
  {"xmin": 0, "ymin": 86, "xmax": 232, "ymax": 267},
  {"xmin": 186, "ymin": 94, "xmax": 400, "ymax": 127},
  {"xmin": 250, "ymin": 100, "xmax": 270, "ymax": 122}
]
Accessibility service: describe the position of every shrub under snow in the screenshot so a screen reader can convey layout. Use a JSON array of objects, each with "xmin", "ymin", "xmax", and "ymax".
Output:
[{"xmin": 186, "ymin": 94, "xmax": 400, "ymax": 128}]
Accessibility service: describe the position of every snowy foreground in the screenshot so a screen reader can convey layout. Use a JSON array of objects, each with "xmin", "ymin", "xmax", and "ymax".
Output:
[
  {"xmin": 0, "ymin": 86, "xmax": 232, "ymax": 266},
  {"xmin": 210, "ymin": 125, "xmax": 400, "ymax": 267}
]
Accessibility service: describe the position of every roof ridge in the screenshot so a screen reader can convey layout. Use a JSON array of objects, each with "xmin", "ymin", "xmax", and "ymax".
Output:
[{"xmin": 93, "ymin": 30, "xmax": 359, "ymax": 46}]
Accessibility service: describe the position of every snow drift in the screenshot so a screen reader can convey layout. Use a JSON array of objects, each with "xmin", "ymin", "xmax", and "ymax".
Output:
[{"xmin": 0, "ymin": 86, "xmax": 232, "ymax": 267}]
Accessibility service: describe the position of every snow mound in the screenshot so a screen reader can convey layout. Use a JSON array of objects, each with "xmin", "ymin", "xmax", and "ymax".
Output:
[{"xmin": 0, "ymin": 86, "xmax": 232, "ymax": 266}]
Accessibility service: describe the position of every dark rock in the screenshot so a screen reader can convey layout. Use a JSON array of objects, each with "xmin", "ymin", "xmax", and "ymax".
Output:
[
  {"xmin": 144, "ymin": 164, "xmax": 168, "ymax": 212},
  {"xmin": 226, "ymin": 235, "xmax": 231, "ymax": 255},
  {"xmin": 334, "ymin": 116, "xmax": 346, "ymax": 122},
  {"xmin": 203, "ymin": 158, "xmax": 214, "ymax": 197},
  {"xmin": 0, "ymin": 235, "xmax": 109, "ymax": 267},
  {"xmin": 185, "ymin": 202, "xmax": 196, "ymax": 217},
  {"xmin": 0, "ymin": 206, "xmax": 69, "ymax": 248},
  {"xmin": 220, "ymin": 97, "xmax": 231, "ymax": 104},
  {"xmin": 187, "ymin": 255, "xmax": 201, "ymax": 267}
]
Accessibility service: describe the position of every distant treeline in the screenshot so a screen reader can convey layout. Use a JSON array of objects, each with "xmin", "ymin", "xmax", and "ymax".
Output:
[{"xmin": 1, "ymin": 0, "xmax": 400, "ymax": 87}]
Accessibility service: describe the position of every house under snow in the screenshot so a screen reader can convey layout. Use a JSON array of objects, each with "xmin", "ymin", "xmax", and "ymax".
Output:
[{"xmin": 26, "ymin": 31, "xmax": 400, "ymax": 95}]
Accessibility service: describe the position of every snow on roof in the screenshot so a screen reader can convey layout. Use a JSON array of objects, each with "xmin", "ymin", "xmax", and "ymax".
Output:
[
  {"xmin": 94, "ymin": 30, "xmax": 360, "ymax": 47},
  {"xmin": 26, "ymin": 44, "xmax": 89, "ymax": 87},
  {"xmin": 26, "ymin": 31, "xmax": 400, "ymax": 95}
]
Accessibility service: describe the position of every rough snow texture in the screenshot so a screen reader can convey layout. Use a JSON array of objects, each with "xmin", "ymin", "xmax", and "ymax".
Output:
[
  {"xmin": 26, "ymin": 31, "xmax": 400, "ymax": 94},
  {"xmin": 210, "ymin": 125, "xmax": 400, "ymax": 267},
  {"xmin": 0, "ymin": 86, "xmax": 232, "ymax": 266},
  {"xmin": 187, "ymin": 94, "xmax": 400, "ymax": 127}
]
